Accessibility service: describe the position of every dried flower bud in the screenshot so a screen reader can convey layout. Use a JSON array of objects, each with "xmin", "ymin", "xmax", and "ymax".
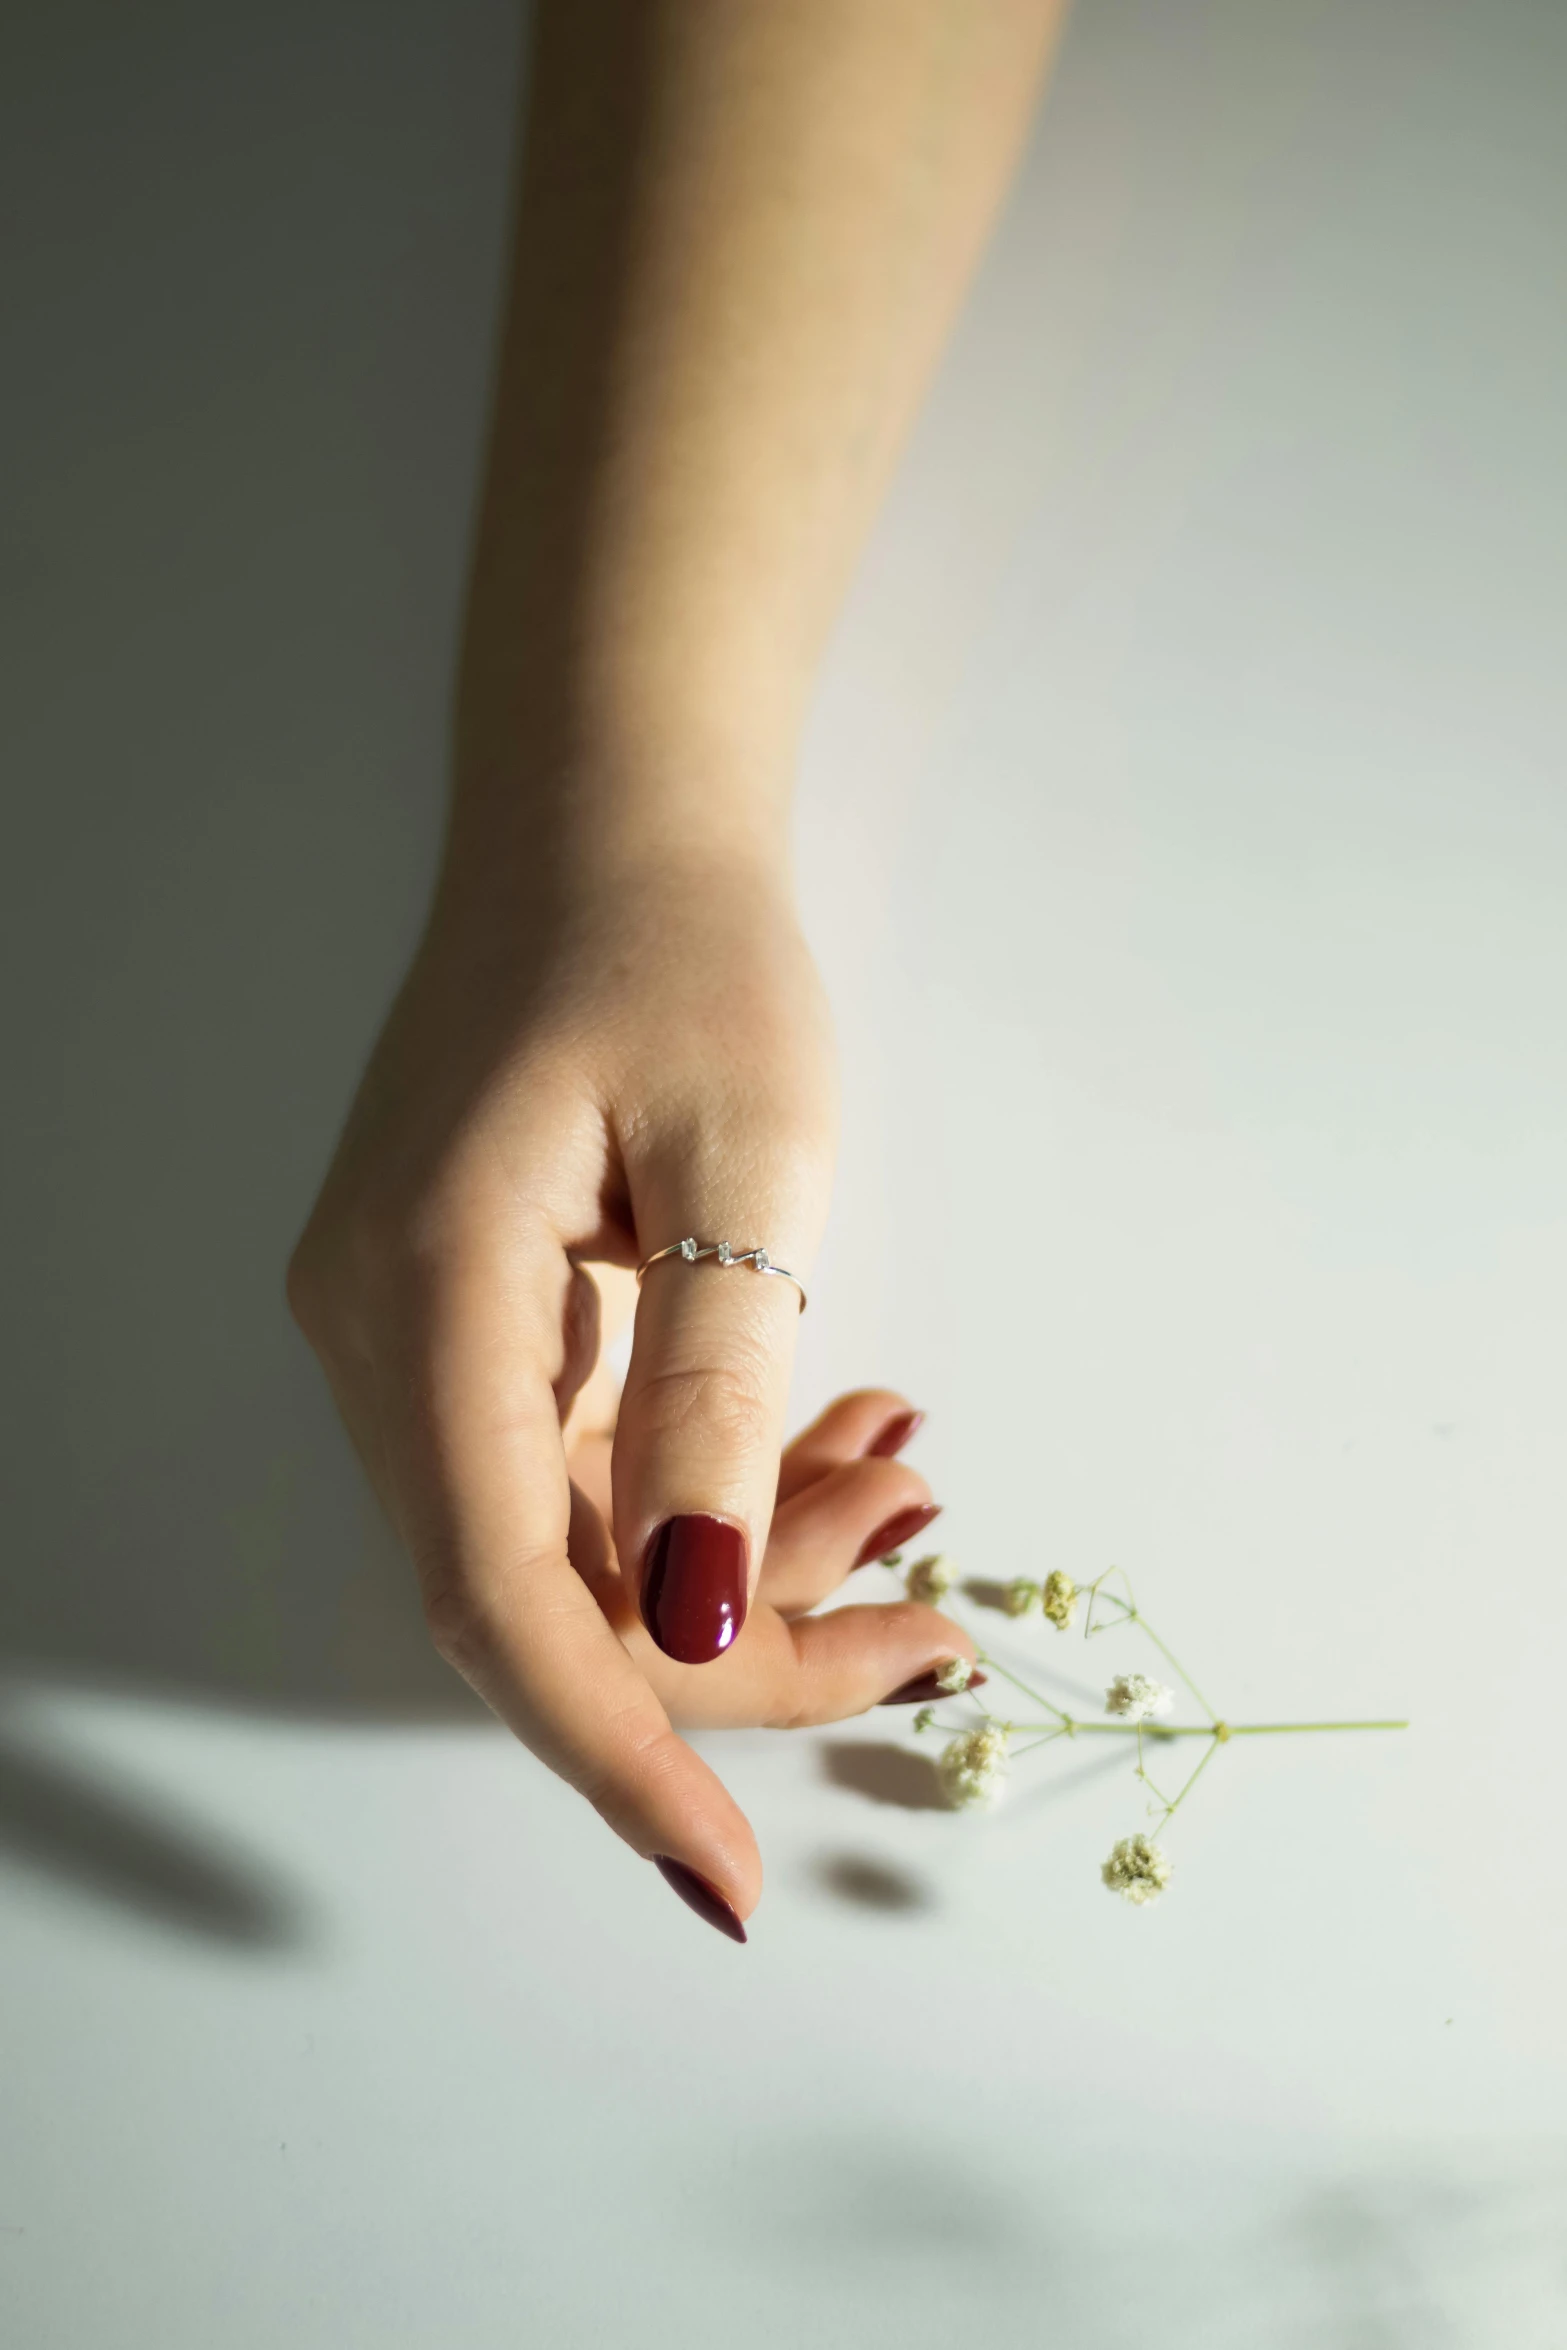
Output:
[
  {"xmin": 1101, "ymin": 1833, "xmax": 1173, "ymax": 1905},
  {"xmin": 938, "ymin": 1723, "xmax": 1009, "ymax": 1809},
  {"xmin": 1005, "ymin": 1578, "xmax": 1041, "ymax": 1616},
  {"xmin": 912, "ymin": 1706, "xmax": 936, "ymax": 1733},
  {"xmin": 1104, "ymin": 1672, "xmax": 1173, "ymax": 1722},
  {"xmin": 935, "ymin": 1656, "xmax": 974, "ymax": 1693},
  {"xmin": 1041, "ymin": 1570, "xmax": 1078, "ymax": 1631},
  {"xmin": 905, "ymin": 1553, "xmax": 954, "ymax": 1605}
]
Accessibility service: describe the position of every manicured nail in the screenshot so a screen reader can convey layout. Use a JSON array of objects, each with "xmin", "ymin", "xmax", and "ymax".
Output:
[
  {"xmin": 853, "ymin": 1500, "xmax": 942, "ymax": 1570},
  {"xmin": 653, "ymin": 1856, "xmax": 748, "ymax": 1943},
  {"xmin": 641, "ymin": 1513, "xmax": 748, "ymax": 1663},
  {"xmin": 865, "ymin": 1407, "xmax": 925, "ymax": 1460},
  {"xmin": 878, "ymin": 1666, "xmax": 988, "ymax": 1706}
]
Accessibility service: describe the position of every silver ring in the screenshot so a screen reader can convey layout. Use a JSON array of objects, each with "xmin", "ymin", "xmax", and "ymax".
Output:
[{"xmin": 635, "ymin": 1237, "xmax": 807, "ymax": 1313}]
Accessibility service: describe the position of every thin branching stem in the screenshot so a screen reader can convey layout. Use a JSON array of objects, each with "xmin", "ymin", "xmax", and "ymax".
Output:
[
  {"xmin": 1127, "ymin": 1618, "xmax": 1220, "ymax": 1723},
  {"xmin": 1148, "ymin": 1732, "xmax": 1225, "ymax": 1831},
  {"xmin": 974, "ymin": 1654, "xmax": 1071, "ymax": 1724}
]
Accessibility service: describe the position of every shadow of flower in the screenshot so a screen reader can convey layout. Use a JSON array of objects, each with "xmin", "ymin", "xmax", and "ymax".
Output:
[
  {"xmin": 961, "ymin": 1578, "xmax": 1019, "ymax": 1614},
  {"xmin": 810, "ymin": 1851, "xmax": 937, "ymax": 1911},
  {"xmin": 820, "ymin": 1740, "xmax": 949, "ymax": 1811}
]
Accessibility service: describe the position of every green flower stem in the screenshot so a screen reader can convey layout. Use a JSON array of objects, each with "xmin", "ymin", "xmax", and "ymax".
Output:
[
  {"xmin": 1140, "ymin": 1728, "xmax": 1224, "ymax": 1827},
  {"xmin": 1126, "ymin": 1619, "xmax": 1219, "ymax": 1724},
  {"xmin": 995, "ymin": 1719, "xmax": 1409, "ymax": 1738},
  {"xmin": 975, "ymin": 1654, "xmax": 1070, "ymax": 1723},
  {"xmin": 1207, "ymin": 1719, "xmax": 1410, "ymax": 1735}
]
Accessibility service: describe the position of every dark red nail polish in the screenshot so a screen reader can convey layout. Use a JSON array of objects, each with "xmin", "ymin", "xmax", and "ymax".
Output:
[
  {"xmin": 641, "ymin": 1514, "xmax": 748, "ymax": 1663},
  {"xmin": 653, "ymin": 1856, "xmax": 748, "ymax": 1943},
  {"xmin": 865, "ymin": 1407, "xmax": 925, "ymax": 1460},
  {"xmin": 878, "ymin": 1666, "xmax": 987, "ymax": 1706},
  {"xmin": 852, "ymin": 1500, "xmax": 942, "ymax": 1570}
]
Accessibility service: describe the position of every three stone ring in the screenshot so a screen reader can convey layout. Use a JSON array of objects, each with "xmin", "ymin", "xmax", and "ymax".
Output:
[{"xmin": 635, "ymin": 1236, "xmax": 807, "ymax": 1313}]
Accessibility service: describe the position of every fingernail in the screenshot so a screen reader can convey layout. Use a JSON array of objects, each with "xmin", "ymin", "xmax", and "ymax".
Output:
[
  {"xmin": 865, "ymin": 1407, "xmax": 925, "ymax": 1460},
  {"xmin": 853, "ymin": 1500, "xmax": 942, "ymax": 1570},
  {"xmin": 641, "ymin": 1514, "xmax": 748, "ymax": 1663},
  {"xmin": 878, "ymin": 1666, "xmax": 988, "ymax": 1706},
  {"xmin": 653, "ymin": 1856, "xmax": 748, "ymax": 1943}
]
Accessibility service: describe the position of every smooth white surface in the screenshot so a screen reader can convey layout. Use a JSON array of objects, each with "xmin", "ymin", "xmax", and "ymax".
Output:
[{"xmin": 4, "ymin": 2, "xmax": 1566, "ymax": 2343}]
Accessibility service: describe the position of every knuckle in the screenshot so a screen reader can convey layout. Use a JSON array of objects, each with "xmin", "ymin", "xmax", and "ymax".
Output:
[
  {"xmin": 420, "ymin": 1526, "xmax": 572, "ymax": 1685},
  {"xmin": 568, "ymin": 1713, "xmax": 681, "ymax": 1834},
  {"xmin": 283, "ymin": 1179, "xmax": 470, "ymax": 1356},
  {"xmin": 284, "ymin": 1193, "xmax": 401, "ymax": 1349},
  {"xmin": 334, "ymin": 1188, "xmax": 426, "ymax": 1298},
  {"xmin": 421, "ymin": 1579, "xmax": 489, "ymax": 1681},
  {"xmin": 593, "ymin": 1714, "xmax": 675, "ymax": 1807},
  {"xmin": 630, "ymin": 1362, "xmax": 773, "ymax": 1455},
  {"xmin": 729, "ymin": 1117, "xmax": 835, "ymax": 1220},
  {"xmin": 771, "ymin": 1663, "xmax": 831, "ymax": 1733}
]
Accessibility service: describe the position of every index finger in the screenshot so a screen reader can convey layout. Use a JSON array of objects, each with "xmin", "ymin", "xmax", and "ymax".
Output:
[{"xmin": 382, "ymin": 1241, "xmax": 761, "ymax": 1936}]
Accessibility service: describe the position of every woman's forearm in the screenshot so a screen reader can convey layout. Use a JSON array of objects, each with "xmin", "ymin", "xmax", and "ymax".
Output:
[{"xmin": 452, "ymin": 0, "xmax": 1065, "ymax": 882}]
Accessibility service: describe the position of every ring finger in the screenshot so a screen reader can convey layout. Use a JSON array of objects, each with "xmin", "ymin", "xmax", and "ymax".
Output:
[{"xmin": 756, "ymin": 1456, "xmax": 942, "ymax": 1617}]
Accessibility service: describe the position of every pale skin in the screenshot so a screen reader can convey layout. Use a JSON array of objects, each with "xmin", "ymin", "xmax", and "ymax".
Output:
[{"xmin": 288, "ymin": 0, "xmax": 1067, "ymax": 1931}]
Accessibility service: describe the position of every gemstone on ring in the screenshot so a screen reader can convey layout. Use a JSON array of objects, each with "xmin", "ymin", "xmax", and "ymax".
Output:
[{"xmin": 634, "ymin": 1236, "xmax": 807, "ymax": 1312}]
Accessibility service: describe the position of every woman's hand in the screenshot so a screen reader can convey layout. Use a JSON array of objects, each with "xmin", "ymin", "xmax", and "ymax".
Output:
[
  {"xmin": 288, "ymin": 0, "xmax": 1061, "ymax": 1933},
  {"xmin": 287, "ymin": 851, "xmax": 975, "ymax": 1933}
]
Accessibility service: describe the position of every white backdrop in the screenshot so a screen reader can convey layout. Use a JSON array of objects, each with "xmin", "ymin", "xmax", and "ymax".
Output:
[{"xmin": 3, "ymin": 2, "xmax": 1564, "ymax": 2343}]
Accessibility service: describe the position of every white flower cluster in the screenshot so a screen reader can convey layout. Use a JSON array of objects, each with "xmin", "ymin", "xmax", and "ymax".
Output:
[
  {"xmin": 906, "ymin": 1553, "xmax": 955, "ymax": 1605},
  {"xmin": 1001, "ymin": 1570, "xmax": 1078, "ymax": 1627},
  {"xmin": 938, "ymin": 1724, "xmax": 1009, "ymax": 1809},
  {"xmin": 935, "ymin": 1656, "xmax": 975, "ymax": 1693},
  {"xmin": 1104, "ymin": 1672, "xmax": 1173, "ymax": 1723},
  {"xmin": 1042, "ymin": 1570, "xmax": 1078, "ymax": 1631},
  {"xmin": 1101, "ymin": 1834, "xmax": 1172, "ymax": 1906}
]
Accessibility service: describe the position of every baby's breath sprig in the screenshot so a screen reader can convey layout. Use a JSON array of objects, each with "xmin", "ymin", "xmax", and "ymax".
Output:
[
  {"xmin": 1101, "ymin": 1834, "xmax": 1171, "ymax": 1906},
  {"xmin": 900, "ymin": 1558, "xmax": 1406, "ymax": 1905},
  {"xmin": 1042, "ymin": 1570, "xmax": 1077, "ymax": 1630},
  {"xmin": 904, "ymin": 1553, "xmax": 955, "ymax": 1605},
  {"xmin": 937, "ymin": 1722, "xmax": 1010, "ymax": 1808}
]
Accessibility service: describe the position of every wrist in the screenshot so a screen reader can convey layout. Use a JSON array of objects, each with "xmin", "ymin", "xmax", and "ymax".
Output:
[{"xmin": 443, "ymin": 722, "xmax": 798, "ymax": 914}]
